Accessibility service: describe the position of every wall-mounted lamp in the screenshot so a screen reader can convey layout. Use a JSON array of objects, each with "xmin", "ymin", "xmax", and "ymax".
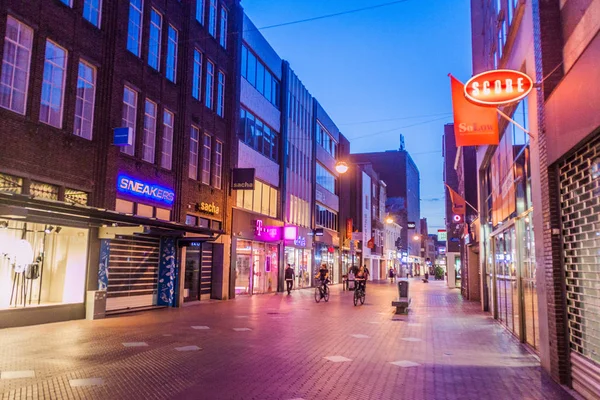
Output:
[{"xmin": 335, "ymin": 162, "xmax": 349, "ymax": 174}]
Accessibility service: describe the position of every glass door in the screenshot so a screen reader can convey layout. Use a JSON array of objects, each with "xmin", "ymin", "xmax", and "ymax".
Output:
[
  {"xmin": 184, "ymin": 248, "xmax": 201, "ymax": 302},
  {"xmin": 235, "ymin": 240, "xmax": 252, "ymax": 295},
  {"xmin": 252, "ymin": 243, "xmax": 266, "ymax": 295}
]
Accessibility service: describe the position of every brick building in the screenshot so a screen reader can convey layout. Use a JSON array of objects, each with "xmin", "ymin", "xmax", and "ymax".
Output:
[{"xmin": 0, "ymin": 0, "xmax": 241, "ymax": 327}]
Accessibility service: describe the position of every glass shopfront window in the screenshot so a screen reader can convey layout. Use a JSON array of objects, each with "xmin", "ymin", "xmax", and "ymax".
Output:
[
  {"xmin": 0, "ymin": 220, "xmax": 88, "ymax": 309},
  {"xmin": 315, "ymin": 244, "xmax": 340, "ymax": 284},
  {"xmin": 234, "ymin": 240, "xmax": 279, "ymax": 295},
  {"xmin": 284, "ymin": 247, "xmax": 312, "ymax": 289}
]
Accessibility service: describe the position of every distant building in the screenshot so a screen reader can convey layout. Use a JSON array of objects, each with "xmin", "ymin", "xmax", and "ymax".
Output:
[{"xmin": 442, "ymin": 124, "xmax": 460, "ymax": 288}]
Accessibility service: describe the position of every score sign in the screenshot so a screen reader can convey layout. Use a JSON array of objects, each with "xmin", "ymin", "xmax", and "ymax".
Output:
[{"xmin": 464, "ymin": 69, "xmax": 533, "ymax": 106}]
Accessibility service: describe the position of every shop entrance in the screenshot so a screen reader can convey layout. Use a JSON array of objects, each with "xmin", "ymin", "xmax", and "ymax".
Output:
[
  {"xmin": 183, "ymin": 243, "xmax": 213, "ymax": 302},
  {"xmin": 106, "ymin": 235, "xmax": 160, "ymax": 312},
  {"xmin": 284, "ymin": 247, "xmax": 312, "ymax": 289},
  {"xmin": 235, "ymin": 240, "xmax": 279, "ymax": 295}
]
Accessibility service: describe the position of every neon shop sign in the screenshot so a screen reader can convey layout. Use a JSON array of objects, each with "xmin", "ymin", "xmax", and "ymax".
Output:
[
  {"xmin": 117, "ymin": 175, "xmax": 175, "ymax": 206},
  {"xmin": 255, "ymin": 220, "xmax": 281, "ymax": 241}
]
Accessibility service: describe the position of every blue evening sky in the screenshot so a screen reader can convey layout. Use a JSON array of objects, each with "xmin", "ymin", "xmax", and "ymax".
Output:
[{"xmin": 241, "ymin": 0, "xmax": 473, "ymax": 232}]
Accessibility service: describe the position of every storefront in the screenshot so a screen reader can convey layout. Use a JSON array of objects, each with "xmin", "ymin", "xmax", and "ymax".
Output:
[
  {"xmin": 284, "ymin": 227, "xmax": 312, "ymax": 289},
  {"xmin": 479, "ymin": 100, "xmax": 539, "ymax": 350},
  {"xmin": 314, "ymin": 243, "xmax": 340, "ymax": 284},
  {"xmin": 230, "ymin": 209, "xmax": 283, "ymax": 297}
]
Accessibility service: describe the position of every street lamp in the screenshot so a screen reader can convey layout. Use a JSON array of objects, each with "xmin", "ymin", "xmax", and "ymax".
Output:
[
  {"xmin": 413, "ymin": 234, "xmax": 421, "ymax": 241},
  {"xmin": 335, "ymin": 161, "xmax": 349, "ymax": 174},
  {"xmin": 385, "ymin": 217, "xmax": 394, "ymax": 224}
]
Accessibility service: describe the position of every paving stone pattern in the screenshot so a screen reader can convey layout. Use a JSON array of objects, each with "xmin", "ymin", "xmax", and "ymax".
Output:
[{"xmin": 0, "ymin": 280, "xmax": 572, "ymax": 400}]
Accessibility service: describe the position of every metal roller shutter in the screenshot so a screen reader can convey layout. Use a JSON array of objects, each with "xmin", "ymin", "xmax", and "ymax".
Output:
[
  {"xmin": 106, "ymin": 235, "xmax": 160, "ymax": 312},
  {"xmin": 200, "ymin": 243, "xmax": 213, "ymax": 300}
]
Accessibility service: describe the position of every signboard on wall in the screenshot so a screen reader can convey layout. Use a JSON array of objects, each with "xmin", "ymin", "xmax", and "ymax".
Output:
[
  {"xmin": 231, "ymin": 168, "xmax": 255, "ymax": 190},
  {"xmin": 117, "ymin": 175, "xmax": 175, "ymax": 206},
  {"xmin": 438, "ymin": 230, "xmax": 447, "ymax": 241}
]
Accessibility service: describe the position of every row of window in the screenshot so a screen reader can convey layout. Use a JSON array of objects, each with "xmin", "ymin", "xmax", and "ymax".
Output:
[
  {"xmin": 121, "ymin": 86, "xmax": 175, "ymax": 170},
  {"xmin": 185, "ymin": 214, "xmax": 222, "ymax": 231},
  {"xmin": 0, "ymin": 173, "xmax": 88, "ymax": 206},
  {"xmin": 0, "ymin": 16, "xmax": 97, "ymax": 138},
  {"xmin": 193, "ymin": 49, "xmax": 226, "ymax": 116},
  {"xmin": 195, "ymin": 0, "xmax": 227, "ymax": 47},
  {"xmin": 316, "ymin": 122, "xmax": 337, "ymax": 158},
  {"xmin": 316, "ymin": 163, "xmax": 338, "ymax": 195},
  {"xmin": 287, "ymin": 142, "xmax": 311, "ymax": 180},
  {"xmin": 288, "ymin": 194, "xmax": 310, "ymax": 228},
  {"xmin": 236, "ymin": 180, "xmax": 279, "ymax": 218},
  {"xmin": 116, "ymin": 198, "xmax": 171, "ymax": 221},
  {"xmin": 316, "ymin": 204, "xmax": 338, "ymax": 232},
  {"xmin": 60, "ymin": 0, "xmax": 102, "ymax": 27},
  {"xmin": 492, "ymin": 0, "xmax": 518, "ymax": 68},
  {"xmin": 239, "ymin": 107, "xmax": 280, "ymax": 163},
  {"xmin": 189, "ymin": 126, "xmax": 223, "ymax": 189},
  {"xmin": 241, "ymin": 44, "xmax": 280, "ymax": 108}
]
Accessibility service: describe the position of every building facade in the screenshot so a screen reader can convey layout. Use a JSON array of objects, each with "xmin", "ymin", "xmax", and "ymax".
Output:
[
  {"xmin": 0, "ymin": 0, "xmax": 241, "ymax": 326},
  {"xmin": 442, "ymin": 124, "xmax": 461, "ymax": 288}
]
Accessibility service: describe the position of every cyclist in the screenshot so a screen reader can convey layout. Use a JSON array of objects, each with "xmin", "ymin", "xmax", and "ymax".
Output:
[
  {"xmin": 317, "ymin": 263, "xmax": 330, "ymax": 291},
  {"xmin": 355, "ymin": 265, "xmax": 367, "ymax": 293}
]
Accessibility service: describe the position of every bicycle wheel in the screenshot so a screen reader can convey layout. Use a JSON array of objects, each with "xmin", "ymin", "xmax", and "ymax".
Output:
[
  {"xmin": 324, "ymin": 286, "xmax": 330, "ymax": 302},
  {"xmin": 314, "ymin": 287, "xmax": 321, "ymax": 303},
  {"xmin": 353, "ymin": 290, "xmax": 358, "ymax": 306},
  {"xmin": 360, "ymin": 291, "xmax": 365, "ymax": 305}
]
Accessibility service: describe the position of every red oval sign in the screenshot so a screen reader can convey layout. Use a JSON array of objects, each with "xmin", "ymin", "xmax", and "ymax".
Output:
[{"xmin": 464, "ymin": 69, "xmax": 533, "ymax": 106}]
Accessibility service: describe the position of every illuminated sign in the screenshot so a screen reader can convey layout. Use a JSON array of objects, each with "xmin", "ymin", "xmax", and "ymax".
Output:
[
  {"xmin": 464, "ymin": 69, "xmax": 533, "ymax": 106},
  {"xmin": 407, "ymin": 222, "xmax": 416, "ymax": 229},
  {"xmin": 231, "ymin": 168, "xmax": 255, "ymax": 190},
  {"xmin": 284, "ymin": 226, "xmax": 298, "ymax": 241},
  {"xmin": 196, "ymin": 202, "xmax": 220, "ymax": 215},
  {"xmin": 117, "ymin": 175, "xmax": 175, "ymax": 205},
  {"xmin": 294, "ymin": 236, "xmax": 307, "ymax": 247},
  {"xmin": 255, "ymin": 220, "xmax": 280, "ymax": 241},
  {"xmin": 438, "ymin": 230, "xmax": 447, "ymax": 241}
]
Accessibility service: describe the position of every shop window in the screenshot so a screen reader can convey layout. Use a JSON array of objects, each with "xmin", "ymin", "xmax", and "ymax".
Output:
[
  {"xmin": 155, "ymin": 207, "xmax": 170, "ymax": 221},
  {"xmin": 211, "ymin": 220, "xmax": 221, "ymax": 231},
  {"xmin": 30, "ymin": 181, "xmax": 59, "ymax": 200},
  {"xmin": 236, "ymin": 180, "xmax": 278, "ymax": 218},
  {"xmin": 199, "ymin": 218, "xmax": 210, "ymax": 228},
  {"xmin": 0, "ymin": 221, "xmax": 88, "ymax": 310},
  {"xmin": 116, "ymin": 198, "xmax": 134, "ymax": 214},
  {"xmin": 186, "ymin": 215, "xmax": 198, "ymax": 226},
  {"xmin": 136, "ymin": 203, "xmax": 153, "ymax": 218},
  {"xmin": 64, "ymin": 189, "xmax": 88, "ymax": 206},
  {"xmin": 0, "ymin": 173, "xmax": 23, "ymax": 194}
]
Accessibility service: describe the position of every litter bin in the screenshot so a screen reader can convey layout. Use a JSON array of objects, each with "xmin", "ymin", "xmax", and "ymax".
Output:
[
  {"xmin": 398, "ymin": 280, "xmax": 409, "ymax": 299},
  {"xmin": 86, "ymin": 290, "xmax": 107, "ymax": 320}
]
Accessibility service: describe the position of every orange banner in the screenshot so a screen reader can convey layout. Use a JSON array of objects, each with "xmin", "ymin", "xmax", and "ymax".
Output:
[
  {"xmin": 450, "ymin": 75, "xmax": 499, "ymax": 147},
  {"xmin": 446, "ymin": 185, "xmax": 466, "ymax": 215}
]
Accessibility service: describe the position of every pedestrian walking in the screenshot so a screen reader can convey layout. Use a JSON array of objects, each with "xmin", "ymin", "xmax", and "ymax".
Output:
[
  {"xmin": 285, "ymin": 264, "xmax": 295, "ymax": 295},
  {"xmin": 388, "ymin": 267, "xmax": 395, "ymax": 283}
]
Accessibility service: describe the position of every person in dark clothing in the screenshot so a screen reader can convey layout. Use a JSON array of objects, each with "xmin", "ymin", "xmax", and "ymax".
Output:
[{"xmin": 285, "ymin": 264, "xmax": 295, "ymax": 295}]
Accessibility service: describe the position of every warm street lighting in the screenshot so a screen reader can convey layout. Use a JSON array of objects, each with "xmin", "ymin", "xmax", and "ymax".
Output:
[
  {"xmin": 413, "ymin": 234, "xmax": 421, "ymax": 241},
  {"xmin": 385, "ymin": 217, "xmax": 394, "ymax": 224},
  {"xmin": 335, "ymin": 161, "xmax": 349, "ymax": 174}
]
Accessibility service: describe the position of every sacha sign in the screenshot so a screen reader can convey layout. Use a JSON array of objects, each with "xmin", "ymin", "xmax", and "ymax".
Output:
[{"xmin": 464, "ymin": 69, "xmax": 533, "ymax": 106}]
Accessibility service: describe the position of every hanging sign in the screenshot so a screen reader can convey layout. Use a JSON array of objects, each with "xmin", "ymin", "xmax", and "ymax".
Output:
[
  {"xmin": 464, "ymin": 69, "xmax": 533, "ymax": 106},
  {"xmin": 450, "ymin": 76, "xmax": 499, "ymax": 147},
  {"xmin": 346, "ymin": 219, "xmax": 353, "ymax": 240},
  {"xmin": 113, "ymin": 127, "xmax": 133, "ymax": 146},
  {"xmin": 407, "ymin": 222, "xmax": 416, "ymax": 229},
  {"xmin": 231, "ymin": 168, "xmax": 255, "ymax": 190},
  {"xmin": 117, "ymin": 175, "xmax": 175, "ymax": 205}
]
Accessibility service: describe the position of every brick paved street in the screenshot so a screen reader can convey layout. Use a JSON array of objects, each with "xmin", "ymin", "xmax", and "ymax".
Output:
[{"xmin": 0, "ymin": 279, "xmax": 572, "ymax": 400}]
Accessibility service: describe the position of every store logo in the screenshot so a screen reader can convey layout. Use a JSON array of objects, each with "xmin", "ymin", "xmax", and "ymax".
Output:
[
  {"xmin": 294, "ymin": 236, "xmax": 306, "ymax": 247},
  {"xmin": 117, "ymin": 175, "xmax": 175, "ymax": 205},
  {"xmin": 464, "ymin": 69, "xmax": 533, "ymax": 106},
  {"xmin": 196, "ymin": 202, "xmax": 219, "ymax": 215},
  {"xmin": 255, "ymin": 220, "xmax": 280, "ymax": 241}
]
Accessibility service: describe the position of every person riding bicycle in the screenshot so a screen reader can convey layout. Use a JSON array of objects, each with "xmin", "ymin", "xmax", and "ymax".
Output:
[
  {"xmin": 355, "ymin": 265, "xmax": 367, "ymax": 293},
  {"xmin": 317, "ymin": 264, "xmax": 330, "ymax": 289}
]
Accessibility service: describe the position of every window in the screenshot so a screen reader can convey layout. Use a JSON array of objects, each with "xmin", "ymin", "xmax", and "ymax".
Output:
[
  {"xmin": 219, "ymin": 6, "xmax": 227, "ymax": 48},
  {"xmin": 142, "ymin": 99, "xmax": 157, "ymax": 163},
  {"xmin": 121, "ymin": 86, "xmax": 138, "ymax": 156},
  {"xmin": 1, "ymin": 17, "xmax": 33, "ymax": 115},
  {"xmin": 189, "ymin": 126, "xmax": 199, "ymax": 179},
  {"xmin": 148, "ymin": 9, "xmax": 162, "ymax": 70},
  {"xmin": 166, "ymin": 25, "xmax": 178, "ymax": 82},
  {"xmin": 236, "ymin": 180, "xmax": 278, "ymax": 217},
  {"xmin": 161, "ymin": 110, "xmax": 174, "ymax": 169},
  {"xmin": 60, "ymin": 0, "xmax": 73, "ymax": 6},
  {"xmin": 316, "ymin": 123, "xmax": 337, "ymax": 158},
  {"xmin": 239, "ymin": 107, "xmax": 279, "ymax": 162},
  {"xmin": 196, "ymin": 0, "xmax": 204, "ymax": 25},
  {"xmin": 199, "ymin": 218, "xmax": 210, "ymax": 228},
  {"xmin": 192, "ymin": 49, "xmax": 202, "ymax": 100},
  {"xmin": 208, "ymin": 0, "xmax": 217, "ymax": 37},
  {"xmin": 240, "ymin": 44, "xmax": 280, "ymax": 108},
  {"xmin": 39, "ymin": 41, "xmax": 67, "ymax": 128},
  {"xmin": 205, "ymin": 60, "xmax": 214, "ymax": 109},
  {"xmin": 217, "ymin": 71, "xmax": 225, "ymax": 117},
  {"xmin": 73, "ymin": 60, "xmax": 96, "ymax": 140},
  {"xmin": 186, "ymin": 214, "xmax": 198, "ymax": 226},
  {"xmin": 83, "ymin": 0, "xmax": 102, "ymax": 27},
  {"xmin": 316, "ymin": 204, "xmax": 338, "ymax": 231},
  {"xmin": 213, "ymin": 140, "xmax": 222, "ymax": 189},
  {"xmin": 201, "ymin": 133, "xmax": 211, "ymax": 185},
  {"xmin": 127, "ymin": 0, "xmax": 143, "ymax": 56},
  {"xmin": 316, "ymin": 163, "xmax": 337, "ymax": 194}
]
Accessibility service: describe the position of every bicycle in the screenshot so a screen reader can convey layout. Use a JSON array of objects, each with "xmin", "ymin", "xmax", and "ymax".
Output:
[
  {"xmin": 314, "ymin": 280, "xmax": 330, "ymax": 303},
  {"xmin": 353, "ymin": 279, "xmax": 366, "ymax": 306}
]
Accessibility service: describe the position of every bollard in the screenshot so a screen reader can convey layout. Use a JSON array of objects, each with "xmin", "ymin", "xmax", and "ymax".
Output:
[{"xmin": 398, "ymin": 280, "xmax": 409, "ymax": 299}]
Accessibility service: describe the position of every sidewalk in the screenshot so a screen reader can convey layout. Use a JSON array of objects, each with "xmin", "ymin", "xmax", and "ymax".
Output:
[{"xmin": 0, "ymin": 279, "xmax": 572, "ymax": 400}]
